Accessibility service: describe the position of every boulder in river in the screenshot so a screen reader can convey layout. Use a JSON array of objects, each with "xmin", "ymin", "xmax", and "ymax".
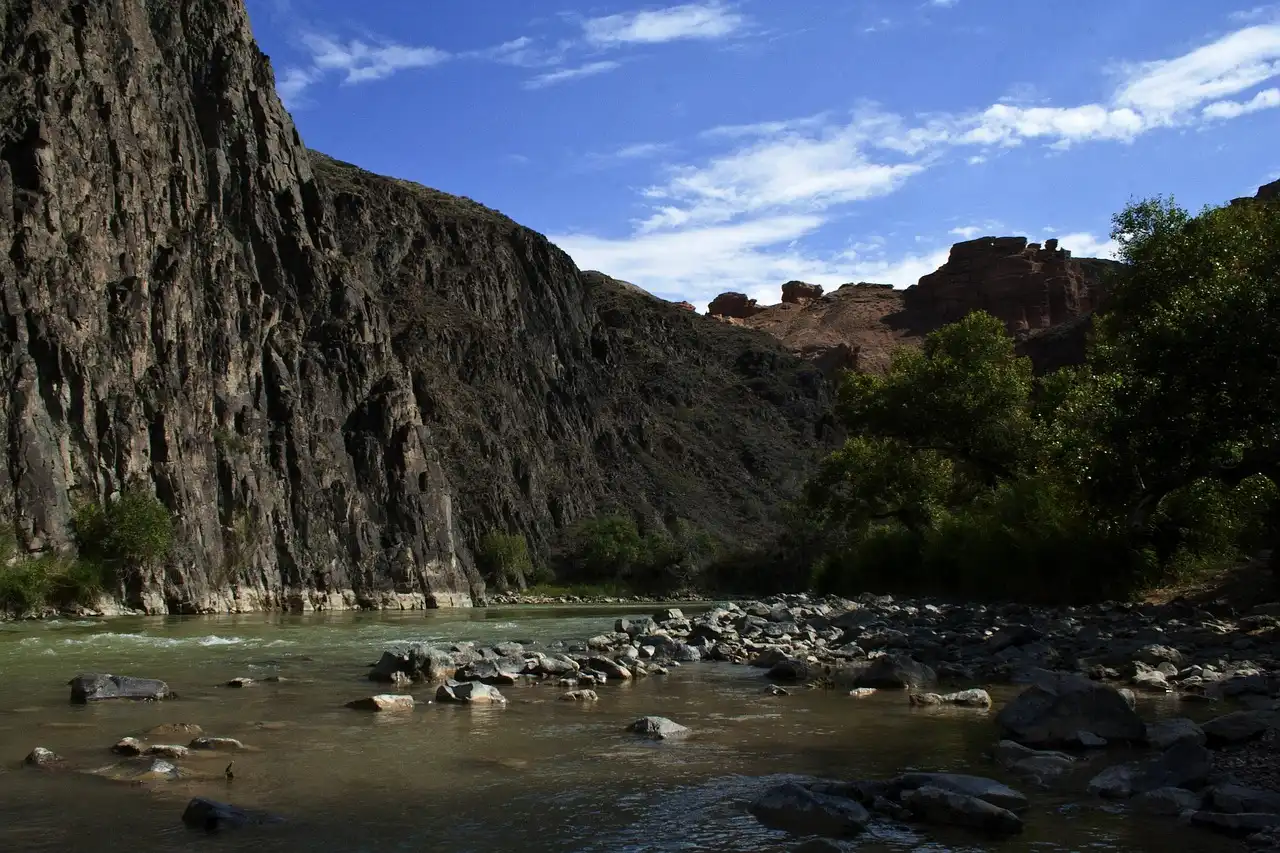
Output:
[
  {"xmin": 560, "ymin": 689, "xmax": 598, "ymax": 702},
  {"xmin": 1086, "ymin": 740, "xmax": 1213, "ymax": 799},
  {"xmin": 145, "ymin": 744, "xmax": 190, "ymax": 759},
  {"xmin": 892, "ymin": 772, "xmax": 1028, "ymax": 813},
  {"xmin": 435, "ymin": 681, "xmax": 507, "ymax": 704},
  {"xmin": 1189, "ymin": 810, "xmax": 1280, "ymax": 838},
  {"xmin": 908, "ymin": 689, "xmax": 992, "ymax": 708},
  {"xmin": 855, "ymin": 654, "xmax": 936, "ymax": 689},
  {"xmin": 1206, "ymin": 784, "xmax": 1280, "ymax": 814},
  {"xmin": 69, "ymin": 674, "xmax": 172, "ymax": 703},
  {"xmin": 23, "ymin": 747, "xmax": 64, "ymax": 768},
  {"xmin": 111, "ymin": 737, "xmax": 144, "ymax": 756},
  {"xmin": 190, "ymin": 736, "xmax": 248, "ymax": 750},
  {"xmin": 993, "ymin": 740, "xmax": 1076, "ymax": 784},
  {"xmin": 899, "ymin": 785, "xmax": 1023, "ymax": 835},
  {"xmin": 182, "ymin": 797, "xmax": 284, "ymax": 832},
  {"xmin": 626, "ymin": 716, "xmax": 690, "ymax": 740},
  {"xmin": 766, "ymin": 659, "xmax": 812, "ymax": 682},
  {"xmin": 995, "ymin": 672, "xmax": 1145, "ymax": 747},
  {"xmin": 346, "ymin": 695, "xmax": 415, "ymax": 712},
  {"xmin": 1131, "ymin": 786, "xmax": 1203, "ymax": 815},
  {"xmin": 1145, "ymin": 717, "xmax": 1206, "ymax": 749},
  {"xmin": 748, "ymin": 782, "xmax": 869, "ymax": 838}
]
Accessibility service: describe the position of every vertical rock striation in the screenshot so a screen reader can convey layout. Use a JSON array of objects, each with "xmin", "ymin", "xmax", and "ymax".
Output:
[{"xmin": 0, "ymin": 1, "xmax": 832, "ymax": 613}]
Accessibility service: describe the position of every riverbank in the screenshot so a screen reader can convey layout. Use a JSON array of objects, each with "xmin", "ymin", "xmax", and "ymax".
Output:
[{"xmin": 5, "ymin": 591, "xmax": 1277, "ymax": 850}]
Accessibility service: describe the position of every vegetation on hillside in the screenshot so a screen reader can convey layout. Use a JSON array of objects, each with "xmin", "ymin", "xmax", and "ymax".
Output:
[
  {"xmin": 790, "ymin": 194, "xmax": 1280, "ymax": 602},
  {"xmin": 0, "ymin": 485, "xmax": 174, "ymax": 615}
]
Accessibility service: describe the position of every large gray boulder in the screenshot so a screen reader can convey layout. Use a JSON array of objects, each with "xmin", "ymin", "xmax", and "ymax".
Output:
[
  {"xmin": 995, "ymin": 673, "xmax": 1145, "ymax": 747},
  {"xmin": 748, "ymin": 783, "xmax": 869, "ymax": 838},
  {"xmin": 435, "ymin": 681, "xmax": 507, "ymax": 704},
  {"xmin": 69, "ymin": 674, "xmax": 172, "ymax": 703},
  {"xmin": 626, "ymin": 716, "xmax": 689, "ymax": 740},
  {"xmin": 1086, "ymin": 740, "xmax": 1213, "ymax": 799},
  {"xmin": 855, "ymin": 654, "xmax": 936, "ymax": 689}
]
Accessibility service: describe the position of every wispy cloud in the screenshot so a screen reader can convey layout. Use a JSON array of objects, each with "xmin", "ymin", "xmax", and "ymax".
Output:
[
  {"xmin": 581, "ymin": 2, "xmax": 745, "ymax": 46},
  {"xmin": 276, "ymin": 33, "xmax": 449, "ymax": 105},
  {"xmin": 552, "ymin": 20, "xmax": 1280, "ymax": 304},
  {"xmin": 523, "ymin": 60, "xmax": 622, "ymax": 89}
]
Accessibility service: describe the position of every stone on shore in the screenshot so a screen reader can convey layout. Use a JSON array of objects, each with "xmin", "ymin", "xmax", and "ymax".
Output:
[
  {"xmin": 1145, "ymin": 717, "xmax": 1206, "ymax": 750},
  {"xmin": 69, "ymin": 674, "xmax": 172, "ymax": 703},
  {"xmin": 626, "ymin": 716, "xmax": 689, "ymax": 740},
  {"xmin": 995, "ymin": 673, "xmax": 1145, "ymax": 747},
  {"xmin": 1202, "ymin": 710, "xmax": 1279, "ymax": 746},
  {"xmin": 855, "ymin": 655, "xmax": 936, "ymax": 690},
  {"xmin": 748, "ymin": 782, "xmax": 870, "ymax": 838}
]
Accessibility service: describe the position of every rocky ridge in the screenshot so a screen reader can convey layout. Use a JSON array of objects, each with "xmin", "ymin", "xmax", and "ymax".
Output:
[
  {"xmin": 706, "ymin": 237, "xmax": 1120, "ymax": 376},
  {"xmin": 0, "ymin": 1, "xmax": 831, "ymax": 615}
]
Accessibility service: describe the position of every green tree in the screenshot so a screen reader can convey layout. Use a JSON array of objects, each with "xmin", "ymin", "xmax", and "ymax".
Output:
[
  {"xmin": 1089, "ymin": 195, "xmax": 1280, "ymax": 582},
  {"xmin": 477, "ymin": 531, "xmax": 534, "ymax": 590}
]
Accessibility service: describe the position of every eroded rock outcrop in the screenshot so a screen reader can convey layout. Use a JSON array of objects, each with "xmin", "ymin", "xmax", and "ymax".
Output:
[
  {"xmin": 904, "ymin": 237, "xmax": 1114, "ymax": 333},
  {"xmin": 0, "ymin": 1, "xmax": 832, "ymax": 614},
  {"xmin": 706, "ymin": 292, "xmax": 764, "ymax": 319}
]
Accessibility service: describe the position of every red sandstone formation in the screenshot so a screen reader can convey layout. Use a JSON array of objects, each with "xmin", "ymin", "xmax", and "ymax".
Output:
[
  {"xmin": 707, "ymin": 292, "xmax": 764, "ymax": 319},
  {"xmin": 781, "ymin": 281, "xmax": 824, "ymax": 304},
  {"xmin": 903, "ymin": 236, "xmax": 1109, "ymax": 333}
]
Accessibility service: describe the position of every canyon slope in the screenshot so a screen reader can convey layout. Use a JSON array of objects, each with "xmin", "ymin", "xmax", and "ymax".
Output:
[
  {"xmin": 0, "ymin": 0, "xmax": 831, "ymax": 613},
  {"xmin": 709, "ymin": 237, "xmax": 1122, "ymax": 374}
]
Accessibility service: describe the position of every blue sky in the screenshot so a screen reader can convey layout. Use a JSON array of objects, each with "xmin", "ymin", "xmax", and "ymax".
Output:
[{"xmin": 245, "ymin": 1, "xmax": 1280, "ymax": 310}]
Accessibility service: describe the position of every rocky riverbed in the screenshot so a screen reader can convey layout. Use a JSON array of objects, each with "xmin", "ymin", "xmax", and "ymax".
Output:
[{"xmin": 13, "ymin": 592, "xmax": 1280, "ymax": 851}]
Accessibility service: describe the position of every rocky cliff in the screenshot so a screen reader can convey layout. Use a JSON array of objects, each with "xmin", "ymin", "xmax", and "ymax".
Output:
[
  {"xmin": 0, "ymin": 0, "xmax": 831, "ymax": 614},
  {"xmin": 708, "ymin": 237, "xmax": 1119, "ymax": 376}
]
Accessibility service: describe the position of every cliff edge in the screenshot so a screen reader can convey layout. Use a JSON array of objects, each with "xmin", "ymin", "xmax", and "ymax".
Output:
[{"xmin": 0, "ymin": 1, "xmax": 831, "ymax": 613}]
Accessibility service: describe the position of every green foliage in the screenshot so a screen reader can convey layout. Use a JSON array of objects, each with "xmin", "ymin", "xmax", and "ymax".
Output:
[
  {"xmin": 555, "ymin": 514, "xmax": 719, "ymax": 593},
  {"xmin": 789, "ymin": 193, "xmax": 1280, "ymax": 603},
  {"xmin": 477, "ymin": 531, "xmax": 535, "ymax": 591},
  {"xmin": 74, "ymin": 485, "xmax": 174, "ymax": 569},
  {"xmin": 0, "ymin": 532, "xmax": 111, "ymax": 615}
]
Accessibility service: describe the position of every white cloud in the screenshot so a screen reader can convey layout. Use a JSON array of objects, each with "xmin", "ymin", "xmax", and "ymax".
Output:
[
  {"xmin": 551, "ymin": 19, "xmax": 1280, "ymax": 300},
  {"xmin": 930, "ymin": 0, "xmax": 959, "ymax": 7},
  {"xmin": 275, "ymin": 67, "xmax": 318, "ymax": 105},
  {"xmin": 301, "ymin": 34, "xmax": 449, "ymax": 83},
  {"xmin": 582, "ymin": 2, "xmax": 744, "ymax": 46},
  {"xmin": 523, "ymin": 61, "xmax": 622, "ymax": 89},
  {"xmin": 1202, "ymin": 86, "xmax": 1280, "ymax": 118}
]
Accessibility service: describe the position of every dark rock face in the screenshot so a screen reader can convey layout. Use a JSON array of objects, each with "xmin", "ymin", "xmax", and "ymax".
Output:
[{"xmin": 0, "ymin": 2, "xmax": 830, "ymax": 613}]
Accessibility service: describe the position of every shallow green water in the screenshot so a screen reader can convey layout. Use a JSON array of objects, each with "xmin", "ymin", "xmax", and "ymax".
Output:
[{"xmin": 0, "ymin": 607, "xmax": 1238, "ymax": 852}]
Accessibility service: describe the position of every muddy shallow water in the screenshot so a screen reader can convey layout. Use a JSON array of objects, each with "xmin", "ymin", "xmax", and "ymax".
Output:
[{"xmin": 0, "ymin": 607, "xmax": 1239, "ymax": 852}]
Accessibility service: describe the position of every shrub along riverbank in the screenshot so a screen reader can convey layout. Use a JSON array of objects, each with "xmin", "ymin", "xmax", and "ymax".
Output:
[{"xmin": 485, "ymin": 194, "xmax": 1280, "ymax": 605}]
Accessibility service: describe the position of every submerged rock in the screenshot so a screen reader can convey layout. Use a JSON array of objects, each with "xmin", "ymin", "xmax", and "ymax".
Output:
[
  {"xmin": 626, "ymin": 716, "xmax": 689, "ymax": 740},
  {"xmin": 893, "ymin": 772, "xmax": 1028, "ymax": 813},
  {"xmin": 181, "ymin": 798, "xmax": 284, "ymax": 832},
  {"xmin": 748, "ymin": 782, "xmax": 870, "ymax": 838},
  {"xmin": 899, "ymin": 784, "xmax": 1023, "ymax": 835},
  {"xmin": 69, "ymin": 674, "xmax": 172, "ymax": 703},
  {"xmin": 190, "ymin": 736, "xmax": 248, "ymax": 750},
  {"xmin": 560, "ymin": 689, "xmax": 598, "ymax": 702}
]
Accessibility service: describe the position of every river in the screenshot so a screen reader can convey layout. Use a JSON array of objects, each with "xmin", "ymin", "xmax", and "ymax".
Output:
[{"xmin": 0, "ymin": 606, "xmax": 1238, "ymax": 852}]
